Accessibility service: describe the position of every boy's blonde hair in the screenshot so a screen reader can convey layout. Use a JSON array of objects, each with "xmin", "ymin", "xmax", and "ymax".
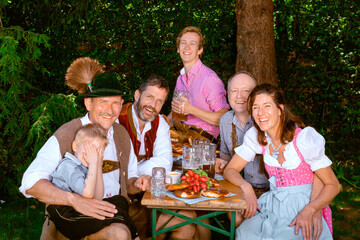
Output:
[{"xmin": 74, "ymin": 124, "xmax": 108, "ymax": 148}]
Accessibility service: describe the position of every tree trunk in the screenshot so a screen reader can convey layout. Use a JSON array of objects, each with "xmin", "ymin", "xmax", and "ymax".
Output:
[{"xmin": 236, "ymin": 0, "xmax": 277, "ymax": 85}]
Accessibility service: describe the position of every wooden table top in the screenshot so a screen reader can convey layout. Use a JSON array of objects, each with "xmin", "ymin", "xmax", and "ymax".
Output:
[{"xmin": 141, "ymin": 180, "xmax": 246, "ymax": 211}]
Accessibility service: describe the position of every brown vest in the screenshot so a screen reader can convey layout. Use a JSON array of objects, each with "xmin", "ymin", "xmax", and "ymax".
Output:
[
  {"xmin": 53, "ymin": 118, "xmax": 131, "ymax": 200},
  {"xmin": 118, "ymin": 103, "xmax": 159, "ymax": 161}
]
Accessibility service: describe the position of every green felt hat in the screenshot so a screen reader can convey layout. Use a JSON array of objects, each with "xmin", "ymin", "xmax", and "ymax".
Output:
[
  {"xmin": 79, "ymin": 72, "xmax": 123, "ymax": 98},
  {"xmin": 65, "ymin": 57, "xmax": 124, "ymax": 106}
]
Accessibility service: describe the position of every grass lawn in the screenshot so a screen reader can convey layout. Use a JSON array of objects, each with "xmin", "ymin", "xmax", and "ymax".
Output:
[
  {"xmin": 1, "ymin": 179, "xmax": 359, "ymax": 240},
  {"xmin": 0, "ymin": 197, "xmax": 44, "ymax": 240}
]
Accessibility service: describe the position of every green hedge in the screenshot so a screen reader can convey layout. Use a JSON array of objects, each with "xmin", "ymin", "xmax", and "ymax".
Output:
[{"xmin": 0, "ymin": 0, "xmax": 358, "ymax": 199}]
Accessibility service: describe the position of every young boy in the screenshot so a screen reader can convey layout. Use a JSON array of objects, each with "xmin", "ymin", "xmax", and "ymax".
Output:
[{"xmin": 47, "ymin": 124, "xmax": 138, "ymax": 239}]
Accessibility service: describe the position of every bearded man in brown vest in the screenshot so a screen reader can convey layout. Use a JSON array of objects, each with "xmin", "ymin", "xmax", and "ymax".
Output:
[{"xmin": 19, "ymin": 57, "xmax": 150, "ymax": 240}]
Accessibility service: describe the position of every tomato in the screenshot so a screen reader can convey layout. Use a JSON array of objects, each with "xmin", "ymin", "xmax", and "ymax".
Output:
[
  {"xmin": 199, "ymin": 176, "xmax": 207, "ymax": 182},
  {"xmin": 181, "ymin": 175, "xmax": 187, "ymax": 181},
  {"xmin": 193, "ymin": 185, "xmax": 199, "ymax": 192},
  {"xmin": 194, "ymin": 180, "xmax": 200, "ymax": 186},
  {"xmin": 188, "ymin": 186, "xmax": 193, "ymax": 190},
  {"xmin": 188, "ymin": 170, "xmax": 195, "ymax": 177},
  {"xmin": 200, "ymin": 182, "xmax": 207, "ymax": 190},
  {"xmin": 194, "ymin": 174, "xmax": 200, "ymax": 180},
  {"xmin": 186, "ymin": 176, "xmax": 192, "ymax": 183},
  {"xmin": 190, "ymin": 181, "xmax": 195, "ymax": 186}
]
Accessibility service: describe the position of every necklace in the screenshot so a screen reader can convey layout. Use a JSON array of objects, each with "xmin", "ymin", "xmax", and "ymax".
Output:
[{"xmin": 270, "ymin": 141, "xmax": 282, "ymax": 160}]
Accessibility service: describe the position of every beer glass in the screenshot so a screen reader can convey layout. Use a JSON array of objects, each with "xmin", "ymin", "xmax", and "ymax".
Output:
[
  {"xmin": 151, "ymin": 167, "xmax": 172, "ymax": 197},
  {"xmin": 182, "ymin": 145, "xmax": 200, "ymax": 173},
  {"xmin": 200, "ymin": 143, "xmax": 216, "ymax": 178},
  {"xmin": 172, "ymin": 90, "xmax": 189, "ymax": 121}
]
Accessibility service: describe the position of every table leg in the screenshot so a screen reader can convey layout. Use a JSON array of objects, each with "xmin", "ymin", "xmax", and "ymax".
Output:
[
  {"xmin": 152, "ymin": 208, "xmax": 157, "ymax": 240},
  {"xmin": 152, "ymin": 208, "xmax": 235, "ymax": 238},
  {"xmin": 230, "ymin": 211, "xmax": 236, "ymax": 240}
]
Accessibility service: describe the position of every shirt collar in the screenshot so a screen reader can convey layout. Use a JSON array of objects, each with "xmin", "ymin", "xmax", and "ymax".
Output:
[
  {"xmin": 180, "ymin": 59, "xmax": 203, "ymax": 77},
  {"xmin": 64, "ymin": 152, "xmax": 83, "ymax": 166},
  {"xmin": 81, "ymin": 113, "xmax": 92, "ymax": 125},
  {"xmin": 230, "ymin": 112, "xmax": 254, "ymax": 126}
]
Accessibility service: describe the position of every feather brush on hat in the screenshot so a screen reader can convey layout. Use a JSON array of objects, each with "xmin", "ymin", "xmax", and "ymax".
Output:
[{"xmin": 65, "ymin": 57, "xmax": 105, "ymax": 94}]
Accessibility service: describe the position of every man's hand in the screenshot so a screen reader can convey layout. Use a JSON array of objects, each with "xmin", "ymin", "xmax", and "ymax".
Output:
[
  {"xmin": 178, "ymin": 97, "xmax": 191, "ymax": 115},
  {"xmin": 289, "ymin": 205, "xmax": 315, "ymax": 240},
  {"xmin": 134, "ymin": 174, "xmax": 151, "ymax": 191},
  {"xmin": 172, "ymin": 97, "xmax": 192, "ymax": 115},
  {"xmin": 215, "ymin": 158, "xmax": 228, "ymax": 175},
  {"xmin": 71, "ymin": 193, "xmax": 117, "ymax": 220},
  {"xmin": 311, "ymin": 210, "xmax": 323, "ymax": 240},
  {"xmin": 241, "ymin": 183, "xmax": 259, "ymax": 219}
]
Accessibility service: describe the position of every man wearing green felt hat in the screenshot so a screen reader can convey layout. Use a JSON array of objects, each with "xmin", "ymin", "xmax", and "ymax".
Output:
[{"xmin": 20, "ymin": 57, "xmax": 149, "ymax": 239}]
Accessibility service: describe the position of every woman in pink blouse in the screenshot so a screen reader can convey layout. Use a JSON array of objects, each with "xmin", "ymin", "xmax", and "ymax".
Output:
[{"xmin": 224, "ymin": 84, "xmax": 340, "ymax": 240}]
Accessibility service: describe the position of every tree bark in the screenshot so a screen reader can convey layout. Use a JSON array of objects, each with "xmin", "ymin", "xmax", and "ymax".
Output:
[{"xmin": 236, "ymin": 0, "xmax": 277, "ymax": 85}]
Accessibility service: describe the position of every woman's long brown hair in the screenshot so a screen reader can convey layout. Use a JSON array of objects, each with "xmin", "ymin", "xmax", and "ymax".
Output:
[{"xmin": 246, "ymin": 84, "xmax": 305, "ymax": 145}]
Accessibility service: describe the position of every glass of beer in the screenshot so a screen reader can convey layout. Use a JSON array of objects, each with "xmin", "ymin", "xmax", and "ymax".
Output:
[
  {"xmin": 172, "ymin": 90, "xmax": 189, "ymax": 122},
  {"xmin": 200, "ymin": 143, "xmax": 216, "ymax": 178},
  {"xmin": 182, "ymin": 145, "xmax": 200, "ymax": 174}
]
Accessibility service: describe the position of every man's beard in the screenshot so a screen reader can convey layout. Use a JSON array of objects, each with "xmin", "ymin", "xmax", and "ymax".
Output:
[{"xmin": 134, "ymin": 100, "xmax": 158, "ymax": 122}]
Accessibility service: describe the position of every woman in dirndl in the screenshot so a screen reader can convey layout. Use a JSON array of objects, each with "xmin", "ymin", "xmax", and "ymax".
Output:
[{"xmin": 224, "ymin": 83, "xmax": 340, "ymax": 240}]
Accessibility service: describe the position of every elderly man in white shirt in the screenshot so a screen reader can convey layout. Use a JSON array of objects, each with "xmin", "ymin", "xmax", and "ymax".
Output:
[{"xmin": 19, "ymin": 57, "xmax": 150, "ymax": 240}]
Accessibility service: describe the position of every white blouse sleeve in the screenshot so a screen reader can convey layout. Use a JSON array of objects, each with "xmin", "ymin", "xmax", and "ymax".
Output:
[
  {"xmin": 296, "ymin": 127, "xmax": 332, "ymax": 171},
  {"xmin": 234, "ymin": 126, "xmax": 262, "ymax": 162}
]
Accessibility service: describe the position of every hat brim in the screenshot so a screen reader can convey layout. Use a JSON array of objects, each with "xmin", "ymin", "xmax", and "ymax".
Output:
[
  {"xmin": 75, "ymin": 89, "xmax": 123, "ymax": 107},
  {"xmin": 80, "ymin": 89, "xmax": 123, "ymax": 98}
]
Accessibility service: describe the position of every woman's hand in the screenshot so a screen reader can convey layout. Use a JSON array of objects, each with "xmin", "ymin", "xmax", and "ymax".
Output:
[
  {"xmin": 241, "ymin": 183, "xmax": 260, "ymax": 219},
  {"xmin": 312, "ymin": 209, "xmax": 323, "ymax": 240},
  {"xmin": 289, "ymin": 205, "xmax": 315, "ymax": 240}
]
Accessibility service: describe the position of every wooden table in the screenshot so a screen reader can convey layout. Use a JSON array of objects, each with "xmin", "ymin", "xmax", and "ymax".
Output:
[{"xmin": 141, "ymin": 180, "xmax": 246, "ymax": 240}]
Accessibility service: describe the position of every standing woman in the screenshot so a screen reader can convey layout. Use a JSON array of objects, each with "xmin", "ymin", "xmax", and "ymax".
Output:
[{"xmin": 224, "ymin": 84, "xmax": 340, "ymax": 240}]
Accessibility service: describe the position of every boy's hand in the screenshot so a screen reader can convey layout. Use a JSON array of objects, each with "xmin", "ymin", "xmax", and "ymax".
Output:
[
  {"xmin": 84, "ymin": 141, "xmax": 100, "ymax": 166},
  {"xmin": 97, "ymin": 146, "xmax": 105, "ymax": 167}
]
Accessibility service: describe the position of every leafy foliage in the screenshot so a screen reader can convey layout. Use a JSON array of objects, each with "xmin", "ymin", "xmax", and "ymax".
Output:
[
  {"xmin": 274, "ymin": 0, "xmax": 360, "ymax": 144},
  {"xmin": 0, "ymin": 1, "xmax": 359, "ymax": 239},
  {"xmin": 0, "ymin": 0, "xmax": 236, "ymax": 199},
  {"xmin": 0, "ymin": 0, "xmax": 358, "ymax": 203}
]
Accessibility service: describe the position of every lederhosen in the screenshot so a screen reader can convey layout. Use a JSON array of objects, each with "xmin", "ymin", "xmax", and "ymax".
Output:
[{"xmin": 46, "ymin": 118, "xmax": 138, "ymax": 240}]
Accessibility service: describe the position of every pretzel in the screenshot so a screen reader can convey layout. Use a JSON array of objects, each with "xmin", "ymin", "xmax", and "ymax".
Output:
[
  {"xmin": 174, "ymin": 189, "xmax": 201, "ymax": 199},
  {"xmin": 166, "ymin": 182, "xmax": 191, "ymax": 191},
  {"xmin": 172, "ymin": 143, "xmax": 184, "ymax": 154},
  {"xmin": 201, "ymin": 189, "xmax": 229, "ymax": 198},
  {"xmin": 208, "ymin": 178, "xmax": 220, "ymax": 187}
]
